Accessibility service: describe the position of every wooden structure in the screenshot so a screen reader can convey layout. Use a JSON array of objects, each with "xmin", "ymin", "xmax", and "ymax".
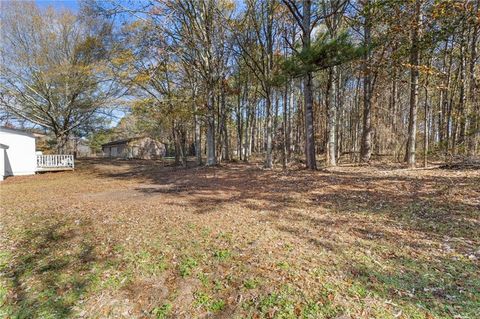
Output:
[
  {"xmin": 36, "ymin": 154, "xmax": 74, "ymax": 171},
  {"xmin": 102, "ymin": 137, "xmax": 166, "ymax": 159}
]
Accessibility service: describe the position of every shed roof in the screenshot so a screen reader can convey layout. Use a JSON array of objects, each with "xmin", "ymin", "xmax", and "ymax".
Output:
[
  {"xmin": 0, "ymin": 126, "xmax": 36, "ymax": 137},
  {"xmin": 101, "ymin": 137, "xmax": 144, "ymax": 147}
]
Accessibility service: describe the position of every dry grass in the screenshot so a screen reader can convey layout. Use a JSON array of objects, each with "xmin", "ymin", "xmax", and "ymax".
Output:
[{"xmin": 1, "ymin": 159, "xmax": 479, "ymax": 319}]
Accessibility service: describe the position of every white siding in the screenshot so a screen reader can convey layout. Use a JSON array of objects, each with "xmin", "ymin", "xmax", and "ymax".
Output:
[
  {"xmin": 0, "ymin": 129, "xmax": 36, "ymax": 176},
  {"xmin": 0, "ymin": 148, "xmax": 5, "ymax": 180}
]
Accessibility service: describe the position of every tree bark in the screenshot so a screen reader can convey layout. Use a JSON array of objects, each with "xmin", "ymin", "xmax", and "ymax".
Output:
[
  {"xmin": 265, "ymin": 94, "xmax": 273, "ymax": 168},
  {"xmin": 220, "ymin": 81, "xmax": 230, "ymax": 161},
  {"xmin": 424, "ymin": 83, "xmax": 429, "ymax": 168},
  {"xmin": 327, "ymin": 66, "xmax": 337, "ymax": 166},
  {"xmin": 282, "ymin": 81, "xmax": 289, "ymax": 169},
  {"xmin": 303, "ymin": 0, "xmax": 316, "ymax": 169},
  {"xmin": 406, "ymin": 0, "xmax": 421, "ymax": 168},
  {"xmin": 206, "ymin": 87, "xmax": 216, "ymax": 166},
  {"xmin": 468, "ymin": 0, "xmax": 479, "ymax": 155},
  {"xmin": 56, "ymin": 133, "xmax": 69, "ymax": 155},
  {"xmin": 194, "ymin": 108, "xmax": 202, "ymax": 165},
  {"xmin": 360, "ymin": 0, "xmax": 373, "ymax": 163}
]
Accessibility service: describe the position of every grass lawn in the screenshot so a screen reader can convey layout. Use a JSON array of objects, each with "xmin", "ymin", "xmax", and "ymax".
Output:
[{"xmin": 0, "ymin": 159, "xmax": 479, "ymax": 318}]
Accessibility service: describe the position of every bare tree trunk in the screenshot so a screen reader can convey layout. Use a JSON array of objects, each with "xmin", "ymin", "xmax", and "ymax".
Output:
[
  {"xmin": 56, "ymin": 133, "xmax": 69, "ymax": 155},
  {"xmin": 443, "ymin": 37, "xmax": 454, "ymax": 160},
  {"xmin": 446, "ymin": 83, "xmax": 454, "ymax": 159},
  {"xmin": 406, "ymin": 0, "xmax": 421, "ymax": 168},
  {"xmin": 206, "ymin": 87, "xmax": 216, "ymax": 166},
  {"xmin": 282, "ymin": 81, "xmax": 288, "ymax": 169},
  {"xmin": 220, "ymin": 82, "xmax": 230, "ymax": 161},
  {"xmin": 180, "ymin": 127, "xmax": 187, "ymax": 167},
  {"xmin": 468, "ymin": 0, "xmax": 479, "ymax": 155},
  {"xmin": 251, "ymin": 102, "xmax": 257, "ymax": 155},
  {"xmin": 194, "ymin": 111, "xmax": 202, "ymax": 165},
  {"xmin": 327, "ymin": 67, "xmax": 337, "ymax": 166},
  {"xmin": 360, "ymin": 0, "xmax": 372, "ymax": 163},
  {"xmin": 272, "ymin": 92, "xmax": 279, "ymax": 163},
  {"xmin": 390, "ymin": 68, "xmax": 398, "ymax": 132},
  {"xmin": 424, "ymin": 84, "xmax": 429, "ymax": 168},
  {"xmin": 288, "ymin": 80, "xmax": 294, "ymax": 159},
  {"xmin": 458, "ymin": 25, "xmax": 467, "ymax": 151},
  {"xmin": 235, "ymin": 82, "xmax": 243, "ymax": 161},
  {"xmin": 244, "ymin": 101, "xmax": 252, "ymax": 161},
  {"xmin": 438, "ymin": 39, "xmax": 449, "ymax": 151},
  {"xmin": 352, "ymin": 77, "xmax": 361, "ymax": 161},
  {"xmin": 172, "ymin": 123, "xmax": 180, "ymax": 166},
  {"xmin": 303, "ymin": 0, "xmax": 316, "ymax": 169},
  {"xmin": 265, "ymin": 94, "xmax": 273, "ymax": 168}
]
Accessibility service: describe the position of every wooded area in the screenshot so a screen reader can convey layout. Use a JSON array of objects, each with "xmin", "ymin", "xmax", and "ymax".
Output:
[{"xmin": 1, "ymin": 0, "xmax": 478, "ymax": 168}]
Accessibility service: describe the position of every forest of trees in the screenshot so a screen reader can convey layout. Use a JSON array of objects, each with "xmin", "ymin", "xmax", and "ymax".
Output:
[{"xmin": 1, "ymin": 0, "xmax": 479, "ymax": 169}]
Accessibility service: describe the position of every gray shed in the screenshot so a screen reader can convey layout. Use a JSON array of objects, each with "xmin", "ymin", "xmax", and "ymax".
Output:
[{"xmin": 102, "ymin": 137, "xmax": 166, "ymax": 159}]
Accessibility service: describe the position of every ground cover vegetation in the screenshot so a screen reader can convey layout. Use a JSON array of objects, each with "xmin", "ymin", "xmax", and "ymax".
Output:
[{"xmin": 0, "ymin": 160, "xmax": 479, "ymax": 318}]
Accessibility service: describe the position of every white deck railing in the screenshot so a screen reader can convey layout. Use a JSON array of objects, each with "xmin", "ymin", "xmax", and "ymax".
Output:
[{"xmin": 36, "ymin": 155, "xmax": 74, "ymax": 171}]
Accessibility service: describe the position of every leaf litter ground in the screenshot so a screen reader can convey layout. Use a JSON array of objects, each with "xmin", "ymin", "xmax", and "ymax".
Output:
[{"xmin": 0, "ymin": 159, "xmax": 479, "ymax": 318}]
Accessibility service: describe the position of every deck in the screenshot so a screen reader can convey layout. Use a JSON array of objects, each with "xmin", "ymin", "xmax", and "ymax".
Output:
[{"xmin": 36, "ymin": 155, "xmax": 74, "ymax": 172}]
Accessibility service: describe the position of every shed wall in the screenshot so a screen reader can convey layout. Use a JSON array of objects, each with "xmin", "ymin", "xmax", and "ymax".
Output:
[{"xmin": 0, "ymin": 131, "xmax": 36, "ymax": 176}]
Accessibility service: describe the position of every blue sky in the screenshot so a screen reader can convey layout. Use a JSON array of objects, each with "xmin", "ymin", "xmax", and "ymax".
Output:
[
  {"xmin": 35, "ymin": 0, "xmax": 246, "ymax": 13},
  {"xmin": 36, "ymin": 0, "xmax": 79, "ymax": 11}
]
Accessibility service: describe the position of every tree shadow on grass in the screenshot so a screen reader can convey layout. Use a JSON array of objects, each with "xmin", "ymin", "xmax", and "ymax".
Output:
[
  {"xmin": 266, "ymin": 208, "xmax": 480, "ymax": 318},
  {"xmin": 91, "ymin": 159, "xmax": 479, "ymax": 241},
  {"xmin": 87, "ymin": 158, "xmax": 478, "ymax": 238},
  {"xmin": 2, "ymin": 218, "xmax": 98, "ymax": 318},
  {"xmin": 90, "ymin": 160, "xmax": 479, "ymax": 316}
]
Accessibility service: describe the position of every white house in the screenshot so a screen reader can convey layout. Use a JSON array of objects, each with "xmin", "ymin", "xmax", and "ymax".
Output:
[{"xmin": 0, "ymin": 127, "xmax": 37, "ymax": 180}]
